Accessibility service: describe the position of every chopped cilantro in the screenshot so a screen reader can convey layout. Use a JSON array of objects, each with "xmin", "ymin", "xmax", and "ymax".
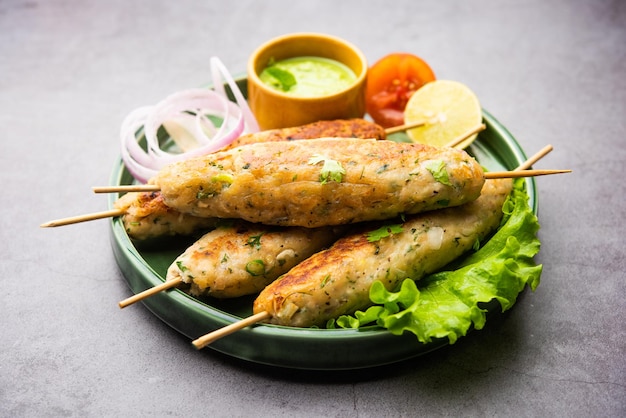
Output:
[
  {"xmin": 320, "ymin": 275, "xmax": 331, "ymax": 288},
  {"xmin": 424, "ymin": 160, "xmax": 452, "ymax": 186},
  {"xmin": 367, "ymin": 224, "xmax": 404, "ymax": 242},
  {"xmin": 308, "ymin": 154, "xmax": 346, "ymax": 184},
  {"xmin": 196, "ymin": 189, "xmax": 213, "ymax": 199},
  {"xmin": 246, "ymin": 233, "xmax": 264, "ymax": 250}
]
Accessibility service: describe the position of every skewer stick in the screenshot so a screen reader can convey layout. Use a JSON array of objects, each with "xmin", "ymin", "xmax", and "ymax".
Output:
[
  {"xmin": 40, "ymin": 209, "xmax": 125, "ymax": 228},
  {"xmin": 96, "ymin": 167, "xmax": 571, "ymax": 196},
  {"xmin": 445, "ymin": 123, "xmax": 486, "ymax": 148},
  {"xmin": 118, "ymin": 277, "xmax": 183, "ymax": 309},
  {"xmin": 189, "ymin": 147, "xmax": 564, "ymax": 348},
  {"xmin": 191, "ymin": 311, "xmax": 271, "ymax": 350},
  {"xmin": 384, "ymin": 120, "xmax": 486, "ymax": 147},
  {"xmin": 93, "ymin": 184, "xmax": 160, "ymax": 194},
  {"xmin": 484, "ymin": 169, "xmax": 570, "ymax": 179},
  {"xmin": 515, "ymin": 144, "xmax": 553, "ymax": 171},
  {"xmin": 383, "ymin": 120, "xmax": 426, "ymax": 135},
  {"xmin": 41, "ymin": 184, "xmax": 160, "ymax": 227}
]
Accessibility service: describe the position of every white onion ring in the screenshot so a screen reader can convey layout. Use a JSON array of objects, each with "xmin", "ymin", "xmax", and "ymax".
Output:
[{"xmin": 120, "ymin": 57, "xmax": 259, "ymax": 183}]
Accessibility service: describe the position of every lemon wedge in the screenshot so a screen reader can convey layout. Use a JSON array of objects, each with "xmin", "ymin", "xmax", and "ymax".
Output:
[{"xmin": 404, "ymin": 80, "xmax": 482, "ymax": 149}]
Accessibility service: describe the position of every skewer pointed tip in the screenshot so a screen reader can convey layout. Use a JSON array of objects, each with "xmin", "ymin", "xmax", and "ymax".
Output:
[
  {"xmin": 40, "ymin": 209, "xmax": 125, "ymax": 228},
  {"xmin": 192, "ymin": 311, "xmax": 271, "ymax": 349},
  {"xmin": 485, "ymin": 168, "xmax": 571, "ymax": 179},
  {"xmin": 514, "ymin": 144, "xmax": 554, "ymax": 171},
  {"xmin": 93, "ymin": 185, "xmax": 160, "ymax": 194},
  {"xmin": 118, "ymin": 277, "xmax": 182, "ymax": 309}
]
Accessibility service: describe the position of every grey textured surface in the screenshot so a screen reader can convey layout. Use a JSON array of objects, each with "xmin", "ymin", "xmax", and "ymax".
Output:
[{"xmin": 1, "ymin": 0, "xmax": 624, "ymax": 416}]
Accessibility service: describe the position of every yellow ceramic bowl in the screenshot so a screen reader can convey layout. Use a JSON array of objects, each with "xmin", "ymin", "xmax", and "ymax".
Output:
[{"xmin": 247, "ymin": 32, "xmax": 367, "ymax": 130}]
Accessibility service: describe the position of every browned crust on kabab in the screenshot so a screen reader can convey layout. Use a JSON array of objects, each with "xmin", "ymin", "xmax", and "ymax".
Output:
[
  {"xmin": 253, "ymin": 179, "xmax": 513, "ymax": 327},
  {"xmin": 154, "ymin": 138, "xmax": 485, "ymax": 227},
  {"xmin": 225, "ymin": 118, "xmax": 386, "ymax": 149}
]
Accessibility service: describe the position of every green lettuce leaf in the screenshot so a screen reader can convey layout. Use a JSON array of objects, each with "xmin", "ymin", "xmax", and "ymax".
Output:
[{"xmin": 332, "ymin": 179, "xmax": 542, "ymax": 344}]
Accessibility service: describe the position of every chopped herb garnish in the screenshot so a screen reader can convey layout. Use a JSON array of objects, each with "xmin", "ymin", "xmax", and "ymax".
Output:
[
  {"xmin": 424, "ymin": 160, "xmax": 452, "ymax": 186},
  {"xmin": 320, "ymin": 275, "xmax": 331, "ymax": 288},
  {"xmin": 308, "ymin": 154, "xmax": 346, "ymax": 184},
  {"xmin": 196, "ymin": 190, "xmax": 213, "ymax": 199},
  {"xmin": 367, "ymin": 224, "xmax": 404, "ymax": 242},
  {"xmin": 265, "ymin": 66, "xmax": 297, "ymax": 92},
  {"xmin": 176, "ymin": 261, "xmax": 189, "ymax": 272},
  {"xmin": 246, "ymin": 233, "xmax": 264, "ymax": 250}
]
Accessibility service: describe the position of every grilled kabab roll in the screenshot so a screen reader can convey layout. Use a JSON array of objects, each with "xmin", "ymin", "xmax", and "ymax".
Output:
[
  {"xmin": 166, "ymin": 222, "xmax": 345, "ymax": 299},
  {"xmin": 114, "ymin": 191, "xmax": 218, "ymax": 240},
  {"xmin": 154, "ymin": 138, "xmax": 485, "ymax": 227},
  {"xmin": 253, "ymin": 178, "xmax": 514, "ymax": 327}
]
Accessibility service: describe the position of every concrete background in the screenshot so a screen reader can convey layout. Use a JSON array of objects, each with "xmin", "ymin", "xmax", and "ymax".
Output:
[{"xmin": 1, "ymin": 0, "xmax": 624, "ymax": 416}]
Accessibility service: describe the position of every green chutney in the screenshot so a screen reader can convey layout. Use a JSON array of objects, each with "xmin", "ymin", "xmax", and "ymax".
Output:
[{"xmin": 259, "ymin": 56, "xmax": 357, "ymax": 97}]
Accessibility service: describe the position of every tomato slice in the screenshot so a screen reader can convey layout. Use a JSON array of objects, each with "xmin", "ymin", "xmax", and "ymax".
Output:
[{"xmin": 365, "ymin": 53, "xmax": 436, "ymax": 128}]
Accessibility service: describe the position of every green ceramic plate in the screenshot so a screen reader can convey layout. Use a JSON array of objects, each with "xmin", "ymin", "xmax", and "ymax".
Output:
[{"xmin": 108, "ymin": 79, "xmax": 536, "ymax": 370}]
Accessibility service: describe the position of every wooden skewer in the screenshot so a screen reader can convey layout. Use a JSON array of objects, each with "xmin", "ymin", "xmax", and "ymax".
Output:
[
  {"xmin": 40, "ymin": 209, "xmax": 124, "ymax": 228},
  {"xmin": 515, "ymin": 144, "xmax": 553, "ymax": 171},
  {"xmin": 192, "ymin": 311, "xmax": 271, "ymax": 350},
  {"xmin": 384, "ymin": 120, "xmax": 486, "ymax": 148},
  {"xmin": 445, "ymin": 123, "xmax": 486, "ymax": 148},
  {"xmin": 383, "ymin": 120, "xmax": 426, "ymax": 135},
  {"xmin": 97, "ymin": 167, "xmax": 571, "ymax": 195},
  {"xmin": 93, "ymin": 184, "xmax": 160, "ymax": 194},
  {"xmin": 118, "ymin": 277, "xmax": 183, "ymax": 309},
  {"xmin": 484, "ymin": 169, "xmax": 570, "ymax": 179},
  {"xmin": 41, "ymin": 184, "xmax": 158, "ymax": 227}
]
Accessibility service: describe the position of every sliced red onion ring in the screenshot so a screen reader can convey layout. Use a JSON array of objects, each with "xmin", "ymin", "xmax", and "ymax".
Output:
[
  {"xmin": 120, "ymin": 58, "xmax": 259, "ymax": 183},
  {"xmin": 210, "ymin": 57, "xmax": 260, "ymax": 133}
]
